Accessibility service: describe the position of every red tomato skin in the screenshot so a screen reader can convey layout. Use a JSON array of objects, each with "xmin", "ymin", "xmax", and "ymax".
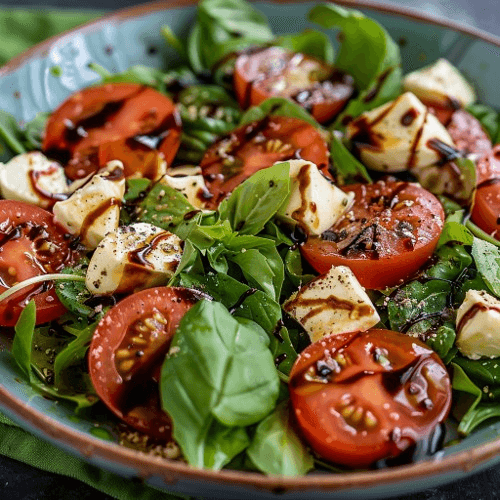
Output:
[
  {"xmin": 446, "ymin": 110, "xmax": 492, "ymax": 157},
  {"xmin": 289, "ymin": 329, "xmax": 452, "ymax": 468},
  {"xmin": 89, "ymin": 287, "xmax": 202, "ymax": 439},
  {"xmin": 233, "ymin": 47, "xmax": 354, "ymax": 124},
  {"xmin": 300, "ymin": 180, "xmax": 445, "ymax": 289},
  {"xmin": 200, "ymin": 115, "xmax": 330, "ymax": 208},
  {"xmin": 43, "ymin": 83, "xmax": 181, "ymax": 179},
  {"xmin": 0, "ymin": 200, "xmax": 78, "ymax": 326}
]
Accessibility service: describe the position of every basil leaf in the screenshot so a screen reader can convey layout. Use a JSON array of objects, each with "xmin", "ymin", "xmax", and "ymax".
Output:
[
  {"xmin": 273, "ymin": 30, "xmax": 334, "ymax": 64},
  {"xmin": 188, "ymin": 0, "xmax": 273, "ymax": 71},
  {"xmin": 425, "ymin": 324, "xmax": 456, "ymax": 360},
  {"xmin": 0, "ymin": 110, "xmax": 27, "ymax": 158},
  {"xmin": 330, "ymin": 133, "xmax": 371, "ymax": 184},
  {"xmin": 454, "ymin": 157, "xmax": 477, "ymax": 204},
  {"xmin": 55, "ymin": 261, "xmax": 95, "ymax": 318},
  {"xmin": 23, "ymin": 112, "xmax": 50, "ymax": 150},
  {"xmin": 219, "ymin": 161, "xmax": 291, "ymax": 235},
  {"xmin": 247, "ymin": 402, "xmax": 314, "ymax": 476},
  {"xmin": 283, "ymin": 247, "xmax": 315, "ymax": 288},
  {"xmin": 160, "ymin": 300, "xmax": 280, "ymax": 469},
  {"xmin": 471, "ymin": 237, "xmax": 500, "ymax": 298},
  {"xmin": 308, "ymin": 3, "xmax": 401, "ymax": 125},
  {"xmin": 454, "ymin": 356, "xmax": 500, "ymax": 388},
  {"xmin": 12, "ymin": 300, "xmax": 36, "ymax": 381},
  {"xmin": 437, "ymin": 215, "xmax": 474, "ymax": 248},
  {"xmin": 239, "ymin": 97, "xmax": 321, "ymax": 128}
]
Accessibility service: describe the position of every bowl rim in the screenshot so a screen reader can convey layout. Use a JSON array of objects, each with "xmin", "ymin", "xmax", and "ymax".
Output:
[{"xmin": 1, "ymin": 0, "xmax": 500, "ymax": 493}]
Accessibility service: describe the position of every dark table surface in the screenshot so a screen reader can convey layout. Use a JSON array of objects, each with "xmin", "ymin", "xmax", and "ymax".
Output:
[{"xmin": 0, "ymin": 0, "xmax": 500, "ymax": 498}]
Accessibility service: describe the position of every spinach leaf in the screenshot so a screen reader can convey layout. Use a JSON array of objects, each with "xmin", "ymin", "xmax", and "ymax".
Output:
[
  {"xmin": 453, "ymin": 356, "xmax": 500, "ymax": 388},
  {"xmin": 330, "ymin": 133, "xmax": 371, "ymax": 184},
  {"xmin": 247, "ymin": 402, "xmax": 314, "ymax": 476},
  {"xmin": 239, "ymin": 97, "xmax": 321, "ymax": 128},
  {"xmin": 471, "ymin": 237, "xmax": 500, "ymax": 298},
  {"xmin": 425, "ymin": 324, "xmax": 456, "ymax": 360},
  {"xmin": 160, "ymin": 300, "xmax": 280, "ymax": 469},
  {"xmin": 466, "ymin": 103, "xmax": 500, "ymax": 143},
  {"xmin": 438, "ymin": 195, "xmax": 462, "ymax": 217},
  {"xmin": 219, "ymin": 161, "xmax": 291, "ymax": 235},
  {"xmin": 11, "ymin": 302, "xmax": 97, "ymax": 411},
  {"xmin": 187, "ymin": 0, "xmax": 273, "ymax": 71},
  {"xmin": 273, "ymin": 30, "xmax": 334, "ymax": 64},
  {"xmin": 24, "ymin": 112, "xmax": 50, "ymax": 150},
  {"xmin": 437, "ymin": 211, "xmax": 473, "ymax": 248},
  {"xmin": 308, "ymin": 3, "xmax": 401, "ymax": 125}
]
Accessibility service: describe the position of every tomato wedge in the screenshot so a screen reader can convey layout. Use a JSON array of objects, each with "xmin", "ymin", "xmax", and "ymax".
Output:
[
  {"xmin": 234, "ymin": 47, "xmax": 355, "ymax": 124},
  {"xmin": 289, "ymin": 329, "xmax": 451, "ymax": 468},
  {"xmin": 0, "ymin": 200, "xmax": 79, "ymax": 326},
  {"xmin": 446, "ymin": 109, "xmax": 492, "ymax": 156},
  {"xmin": 300, "ymin": 180, "xmax": 445, "ymax": 289},
  {"xmin": 200, "ymin": 115, "xmax": 330, "ymax": 208},
  {"xmin": 88, "ymin": 287, "xmax": 204, "ymax": 439},
  {"xmin": 43, "ymin": 83, "xmax": 181, "ymax": 180}
]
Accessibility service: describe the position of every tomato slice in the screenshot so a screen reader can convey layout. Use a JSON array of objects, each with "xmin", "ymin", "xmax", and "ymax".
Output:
[
  {"xmin": 234, "ymin": 47, "xmax": 354, "ymax": 124},
  {"xmin": 88, "ymin": 287, "xmax": 204, "ymax": 439},
  {"xmin": 446, "ymin": 109, "xmax": 492, "ymax": 157},
  {"xmin": 300, "ymin": 180, "xmax": 445, "ymax": 289},
  {"xmin": 0, "ymin": 200, "xmax": 79, "ymax": 326},
  {"xmin": 289, "ymin": 329, "xmax": 451, "ymax": 468},
  {"xmin": 200, "ymin": 115, "xmax": 330, "ymax": 208},
  {"xmin": 43, "ymin": 83, "xmax": 181, "ymax": 180}
]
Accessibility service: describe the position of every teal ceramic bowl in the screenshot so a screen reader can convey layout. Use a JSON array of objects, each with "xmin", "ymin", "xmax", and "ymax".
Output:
[{"xmin": 1, "ymin": 1, "xmax": 500, "ymax": 498}]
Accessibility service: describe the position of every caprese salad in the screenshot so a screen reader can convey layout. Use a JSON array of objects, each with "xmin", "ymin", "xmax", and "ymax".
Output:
[{"xmin": 1, "ymin": 0, "xmax": 500, "ymax": 476}]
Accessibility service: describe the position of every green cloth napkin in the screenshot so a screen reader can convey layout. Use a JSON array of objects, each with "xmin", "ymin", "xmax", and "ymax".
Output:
[{"xmin": 0, "ymin": 9, "xmax": 188, "ymax": 499}]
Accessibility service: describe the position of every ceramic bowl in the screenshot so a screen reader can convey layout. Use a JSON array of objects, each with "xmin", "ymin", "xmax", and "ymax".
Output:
[{"xmin": 1, "ymin": 1, "xmax": 500, "ymax": 498}]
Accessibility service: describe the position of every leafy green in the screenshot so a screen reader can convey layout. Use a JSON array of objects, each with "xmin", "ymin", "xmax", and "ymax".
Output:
[
  {"xmin": 160, "ymin": 300, "xmax": 280, "ymax": 469},
  {"xmin": 23, "ymin": 112, "xmax": 50, "ymax": 150},
  {"xmin": 454, "ymin": 157, "xmax": 477, "ymax": 205},
  {"xmin": 239, "ymin": 97, "xmax": 321, "ymax": 128},
  {"xmin": 273, "ymin": 30, "xmax": 334, "ymax": 64},
  {"xmin": 283, "ymin": 247, "xmax": 315, "ymax": 288},
  {"xmin": 437, "ymin": 211, "xmax": 473, "ymax": 248},
  {"xmin": 330, "ymin": 133, "xmax": 371, "ymax": 184},
  {"xmin": 12, "ymin": 301, "xmax": 37, "ymax": 381},
  {"xmin": 471, "ymin": 237, "xmax": 500, "ymax": 298},
  {"xmin": 219, "ymin": 161, "xmax": 291, "ymax": 235},
  {"xmin": 247, "ymin": 402, "xmax": 314, "ymax": 476},
  {"xmin": 425, "ymin": 324, "xmax": 456, "ymax": 360},
  {"xmin": 466, "ymin": 103, "xmax": 500, "ymax": 143},
  {"xmin": 454, "ymin": 356, "xmax": 500, "ymax": 388},
  {"xmin": 187, "ymin": 0, "xmax": 273, "ymax": 72},
  {"xmin": 308, "ymin": 3, "xmax": 402, "ymax": 125},
  {"xmin": 179, "ymin": 272, "xmax": 297, "ymax": 374}
]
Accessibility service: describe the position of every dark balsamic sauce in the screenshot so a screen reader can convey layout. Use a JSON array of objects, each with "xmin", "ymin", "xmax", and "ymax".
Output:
[{"xmin": 228, "ymin": 288, "xmax": 258, "ymax": 314}]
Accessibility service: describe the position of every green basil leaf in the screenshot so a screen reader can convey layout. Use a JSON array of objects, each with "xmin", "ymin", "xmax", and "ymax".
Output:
[
  {"xmin": 23, "ymin": 112, "xmax": 50, "ymax": 150},
  {"xmin": 12, "ymin": 300, "xmax": 36, "ymax": 381},
  {"xmin": 471, "ymin": 237, "xmax": 500, "ymax": 298},
  {"xmin": 188, "ymin": 0, "xmax": 273, "ymax": 71},
  {"xmin": 283, "ymin": 247, "xmax": 315, "ymax": 288},
  {"xmin": 239, "ymin": 97, "xmax": 321, "ymax": 128},
  {"xmin": 466, "ymin": 103, "xmax": 500, "ymax": 143},
  {"xmin": 437, "ymin": 217, "xmax": 473, "ymax": 248},
  {"xmin": 0, "ymin": 109, "xmax": 27, "ymax": 158},
  {"xmin": 247, "ymin": 402, "xmax": 314, "ymax": 476},
  {"xmin": 330, "ymin": 133, "xmax": 371, "ymax": 184},
  {"xmin": 273, "ymin": 30, "xmax": 334, "ymax": 63},
  {"xmin": 219, "ymin": 161, "xmax": 291, "ymax": 235},
  {"xmin": 454, "ymin": 157, "xmax": 477, "ymax": 204},
  {"xmin": 454, "ymin": 356, "xmax": 500, "ymax": 387},
  {"xmin": 308, "ymin": 3, "xmax": 402, "ymax": 124},
  {"xmin": 160, "ymin": 300, "xmax": 280, "ymax": 469},
  {"xmin": 425, "ymin": 323, "xmax": 456, "ymax": 360},
  {"xmin": 55, "ymin": 261, "xmax": 95, "ymax": 318}
]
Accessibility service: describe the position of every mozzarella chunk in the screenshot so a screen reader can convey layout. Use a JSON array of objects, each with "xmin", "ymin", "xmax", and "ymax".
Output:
[
  {"xmin": 403, "ymin": 58, "xmax": 476, "ymax": 108},
  {"xmin": 282, "ymin": 160, "xmax": 353, "ymax": 235},
  {"xmin": 160, "ymin": 173, "xmax": 210, "ymax": 209},
  {"xmin": 86, "ymin": 223, "xmax": 183, "ymax": 295},
  {"xmin": 346, "ymin": 92, "xmax": 455, "ymax": 172},
  {"xmin": 456, "ymin": 289, "xmax": 500, "ymax": 360},
  {"xmin": 283, "ymin": 265, "xmax": 380, "ymax": 342},
  {"xmin": 0, "ymin": 152, "xmax": 68, "ymax": 208},
  {"xmin": 53, "ymin": 161, "xmax": 125, "ymax": 249}
]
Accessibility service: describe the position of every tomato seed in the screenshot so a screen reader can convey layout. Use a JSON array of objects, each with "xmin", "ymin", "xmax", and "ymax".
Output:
[
  {"xmin": 119, "ymin": 359, "xmax": 135, "ymax": 372},
  {"xmin": 131, "ymin": 336, "xmax": 148, "ymax": 346},
  {"xmin": 115, "ymin": 349, "xmax": 131, "ymax": 359}
]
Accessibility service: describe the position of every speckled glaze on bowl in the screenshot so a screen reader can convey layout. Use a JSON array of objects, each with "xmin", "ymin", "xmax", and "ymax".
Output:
[{"xmin": 1, "ymin": 1, "xmax": 500, "ymax": 498}]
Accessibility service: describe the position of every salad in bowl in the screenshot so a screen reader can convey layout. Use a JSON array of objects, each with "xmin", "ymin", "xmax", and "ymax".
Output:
[{"xmin": 0, "ymin": 0, "xmax": 500, "ymax": 480}]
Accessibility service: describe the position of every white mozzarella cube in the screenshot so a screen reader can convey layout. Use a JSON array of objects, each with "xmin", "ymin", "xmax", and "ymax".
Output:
[
  {"xmin": 283, "ymin": 265, "xmax": 380, "ymax": 342},
  {"xmin": 346, "ymin": 92, "xmax": 455, "ymax": 172},
  {"xmin": 456, "ymin": 289, "xmax": 500, "ymax": 360},
  {"xmin": 403, "ymin": 58, "xmax": 476, "ymax": 108},
  {"xmin": 282, "ymin": 160, "xmax": 353, "ymax": 235},
  {"xmin": 53, "ymin": 161, "xmax": 126, "ymax": 249},
  {"xmin": 86, "ymin": 222, "xmax": 183, "ymax": 295},
  {"xmin": 160, "ymin": 174, "xmax": 210, "ymax": 209},
  {"xmin": 0, "ymin": 152, "xmax": 68, "ymax": 208}
]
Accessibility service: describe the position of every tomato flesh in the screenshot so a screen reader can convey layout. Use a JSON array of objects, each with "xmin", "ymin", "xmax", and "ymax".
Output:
[
  {"xmin": 0, "ymin": 201, "xmax": 78, "ymax": 326},
  {"xmin": 43, "ymin": 83, "xmax": 181, "ymax": 180},
  {"xmin": 234, "ymin": 47, "xmax": 355, "ymax": 124},
  {"xmin": 446, "ymin": 110, "xmax": 492, "ymax": 157},
  {"xmin": 200, "ymin": 115, "xmax": 330, "ymax": 208},
  {"xmin": 300, "ymin": 180, "xmax": 444, "ymax": 289},
  {"xmin": 88, "ymin": 287, "xmax": 203, "ymax": 439},
  {"xmin": 289, "ymin": 329, "xmax": 452, "ymax": 468}
]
